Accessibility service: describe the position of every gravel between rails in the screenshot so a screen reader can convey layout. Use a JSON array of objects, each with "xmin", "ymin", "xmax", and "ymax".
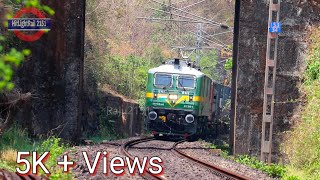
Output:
[
  {"xmin": 129, "ymin": 140, "xmax": 225, "ymax": 180},
  {"xmin": 68, "ymin": 137, "xmax": 275, "ymax": 180},
  {"xmin": 70, "ymin": 137, "xmax": 144, "ymax": 180},
  {"xmin": 176, "ymin": 141, "xmax": 275, "ymax": 180}
]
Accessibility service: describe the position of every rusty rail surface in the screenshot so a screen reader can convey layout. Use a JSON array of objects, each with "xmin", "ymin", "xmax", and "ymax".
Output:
[
  {"xmin": 121, "ymin": 137, "xmax": 166, "ymax": 180},
  {"xmin": 0, "ymin": 169, "xmax": 49, "ymax": 180},
  {"xmin": 172, "ymin": 140, "xmax": 251, "ymax": 180}
]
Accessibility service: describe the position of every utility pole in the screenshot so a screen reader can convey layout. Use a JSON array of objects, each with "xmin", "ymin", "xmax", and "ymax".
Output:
[
  {"xmin": 261, "ymin": 0, "xmax": 281, "ymax": 163},
  {"xmin": 138, "ymin": 0, "xmax": 232, "ymax": 65},
  {"xmin": 230, "ymin": 0, "xmax": 241, "ymax": 155},
  {"xmin": 195, "ymin": 23, "xmax": 203, "ymax": 67}
]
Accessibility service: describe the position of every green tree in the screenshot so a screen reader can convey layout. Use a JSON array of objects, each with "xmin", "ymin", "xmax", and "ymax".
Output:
[
  {"xmin": 0, "ymin": 0, "xmax": 54, "ymax": 91},
  {"xmin": 224, "ymin": 57, "xmax": 233, "ymax": 70},
  {"xmin": 189, "ymin": 50, "xmax": 218, "ymax": 79}
]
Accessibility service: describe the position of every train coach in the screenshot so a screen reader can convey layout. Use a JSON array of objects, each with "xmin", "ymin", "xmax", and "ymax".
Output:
[{"xmin": 145, "ymin": 58, "xmax": 231, "ymax": 139}]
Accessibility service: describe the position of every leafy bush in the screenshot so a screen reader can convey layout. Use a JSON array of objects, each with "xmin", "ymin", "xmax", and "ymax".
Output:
[
  {"xmin": 206, "ymin": 143, "xmax": 230, "ymax": 158},
  {"xmin": 0, "ymin": 125, "xmax": 34, "ymax": 151},
  {"xmin": 235, "ymin": 155, "xmax": 286, "ymax": 178},
  {"xmin": 36, "ymin": 137, "xmax": 73, "ymax": 179},
  {"xmin": 304, "ymin": 28, "xmax": 320, "ymax": 84},
  {"xmin": 86, "ymin": 54, "xmax": 152, "ymax": 100},
  {"xmin": 97, "ymin": 104, "xmax": 122, "ymax": 140},
  {"xmin": 189, "ymin": 50, "xmax": 218, "ymax": 79},
  {"xmin": 0, "ymin": 0, "xmax": 55, "ymax": 92},
  {"xmin": 0, "ymin": 44, "xmax": 28, "ymax": 91},
  {"xmin": 282, "ymin": 83, "xmax": 320, "ymax": 179},
  {"xmin": 0, "ymin": 126, "xmax": 72, "ymax": 179},
  {"xmin": 0, "ymin": 159, "xmax": 16, "ymax": 172},
  {"xmin": 224, "ymin": 57, "xmax": 233, "ymax": 70}
]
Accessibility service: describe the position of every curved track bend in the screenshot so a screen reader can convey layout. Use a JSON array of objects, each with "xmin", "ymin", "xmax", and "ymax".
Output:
[{"xmin": 172, "ymin": 140, "xmax": 251, "ymax": 180}]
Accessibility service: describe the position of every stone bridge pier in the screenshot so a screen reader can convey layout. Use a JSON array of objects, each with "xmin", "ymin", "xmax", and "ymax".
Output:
[{"xmin": 231, "ymin": 0, "xmax": 320, "ymax": 161}]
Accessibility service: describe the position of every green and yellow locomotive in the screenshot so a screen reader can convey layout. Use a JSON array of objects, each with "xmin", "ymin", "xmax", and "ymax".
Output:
[{"xmin": 145, "ymin": 59, "xmax": 230, "ymax": 139}]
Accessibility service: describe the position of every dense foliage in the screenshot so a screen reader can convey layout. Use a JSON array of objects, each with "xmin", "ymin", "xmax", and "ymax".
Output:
[
  {"xmin": 235, "ymin": 155, "xmax": 287, "ymax": 178},
  {"xmin": 207, "ymin": 143, "xmax": 293, "ymax": 179},
  {"xmin": 282, "ymin": 28, "xmax": 320, "ymax": 179},
  {"xmin": 0, "ymin": 1, "xmax": 69, "ymax": 178},
  {"xmin": 85, "ymin": 0, "xmax": 233, "ymax": 104},
  {"xmin": 0, "ymin": 126, "xmax": 71, "ymax": 178},
  {"xmin": 0, "ymin": 0, "xmax": 54, "ymax": 92},
  {"xmin": 36, "ymin": 137, "xmax": 72, "ymax": 179},
  {"xmin": 0, "ymin": 38, "xmax": 28, "ymax": 91}
]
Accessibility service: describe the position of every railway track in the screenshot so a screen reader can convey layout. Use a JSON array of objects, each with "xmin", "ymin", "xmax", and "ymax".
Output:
[
  {"xmin": 120, "ymin": 137, "xmax": 167, "ymax": 180},
  {"xmin": 172, "ymin": 140, "xmax": 250, "ymax": 180},
  {"xmin": 122, "ymin": 137, "xmax": 251, "ymax": 180},
  {"xmin": 0, "ymin": 169, "xmax": 49, "ymax": 180}
]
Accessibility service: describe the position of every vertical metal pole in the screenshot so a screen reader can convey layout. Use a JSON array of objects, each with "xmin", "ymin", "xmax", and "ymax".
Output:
[
  {"xmin": 230, "ymin": 0, "xmax": 241, "ymax": 155},
  {"xmin": 261, "ymin": 0, "xmax": 281, "ymax": 163},
  {"xmin": 196, "ymin": 23, "xmax": 203, "ymax": 67}
]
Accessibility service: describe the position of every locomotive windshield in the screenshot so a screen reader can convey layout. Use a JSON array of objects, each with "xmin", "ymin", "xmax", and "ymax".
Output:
[
  {"xmin": 154, "ymin": 74, "xmax": 172, "ymax": 87},
  {"xmin": 178, "ymin": 76, "xmax": 195, "ymax": 89}
]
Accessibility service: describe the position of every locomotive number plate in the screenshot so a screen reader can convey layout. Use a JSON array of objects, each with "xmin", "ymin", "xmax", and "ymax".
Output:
[{"xmin": 184, "ymin": 105, "xmax": 194, "ymax": 109}]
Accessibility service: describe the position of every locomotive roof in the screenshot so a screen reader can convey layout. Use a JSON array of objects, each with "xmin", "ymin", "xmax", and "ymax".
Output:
[{"xmin": 148, "ymin": 60, "xmax": 204, "ymax": 77}]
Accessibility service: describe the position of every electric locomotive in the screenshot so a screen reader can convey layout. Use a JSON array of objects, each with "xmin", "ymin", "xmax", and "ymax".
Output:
[{"xmin": 145, "ymin": 58, "xmax": 230, "ymax": 139}]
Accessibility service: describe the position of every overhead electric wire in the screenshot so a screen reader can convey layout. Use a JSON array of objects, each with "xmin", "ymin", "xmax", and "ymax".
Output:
[
  {"xmin": 171, "ymin": 0, "xmax": 190, "ymax": 6},
  {"xmin": 172, "ymin": 46, "xmax": 218, "ymax": 50},
  {"xmin": 205, "ymin": 30, "xmax": 233, "ymax": 36},
  {"xmin": 149, "ymin": 7, "xmax": 219, "ymax": 27},
  {"xmin": 137, "ymin": 17, "xmax": 215, "ymax": 24},
  {"xmin": 150, "ymin": 0, "xmax": 231, "ymax": 29},
  {"xmin": 188, "ymin": 30, "xmax": 226, "ymax": 48},
  {"xmin": 179, "ymin": 0, "xmax": 206, "ymax": 10},
  {"xmin": 189, "ymin": 30, "xmax": 228, "ymax": 49},
  {"xmin": 200, "ymin": 28, "xmax": 231, "ymax": 50}
]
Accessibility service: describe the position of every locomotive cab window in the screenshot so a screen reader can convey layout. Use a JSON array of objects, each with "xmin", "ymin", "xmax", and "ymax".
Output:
[
  {"xmin": 177, "ymin": 75, "xmax": 195, "ymax": 89},
  {"xmin": 154, "ymin": 74, "xmax": 172, "ymax": 88}
]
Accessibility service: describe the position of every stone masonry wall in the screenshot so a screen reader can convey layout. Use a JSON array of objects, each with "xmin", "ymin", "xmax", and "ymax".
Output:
[
  {"xmin": 234, "ymin": 0, "xmax": 320, "ymax": 161},
  {"xmin": 14, "ymin": 0, "xmax": 85, "ymax": 142},
  {"xmin": 82, "ymin": 89, "xmax": 142, "ymax": 138}
]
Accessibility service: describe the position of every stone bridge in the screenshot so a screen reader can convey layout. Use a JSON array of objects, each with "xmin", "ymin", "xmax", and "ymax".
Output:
[
  {"xmin": 2, "ymin": 0, "xmax": 320, "ymax": 162},
  {"xmin": 231, "ymin": 0, "xmax": 320, "ymax": 161}
]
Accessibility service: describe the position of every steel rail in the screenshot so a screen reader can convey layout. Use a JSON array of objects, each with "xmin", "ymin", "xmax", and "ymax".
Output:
[
  {"xmin": 121, "ymin": 137, "xmax": 166, "ymax": 180},
  {"xmin": 0, "ymin": 169, "xmax": 49, "ymax": 180},
  {"xmin": 172, "ymin": 140, "xmax": 251, "ymax": 180}
]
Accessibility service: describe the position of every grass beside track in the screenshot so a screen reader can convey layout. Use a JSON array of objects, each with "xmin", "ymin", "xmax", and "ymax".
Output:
[
  {"xmin": 281, "ymin": 27, "xmax": 320, "ymax": 179},
  {"xmin": 0, "ymin": 126, "xmax": 73, "ymax": 179}
]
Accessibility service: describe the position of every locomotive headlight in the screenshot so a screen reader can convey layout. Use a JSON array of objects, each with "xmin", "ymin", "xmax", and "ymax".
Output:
[
  {"xmin": 185, "ymin": 114, "xmax": 195, "ymax": 123},
  {"xmin": 169, "ymin": 94, "xmax": 178, "ymax": 100},
  {"xmin": 148, "ymin": 111, "xmax": 157, "ymax": 121}
]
